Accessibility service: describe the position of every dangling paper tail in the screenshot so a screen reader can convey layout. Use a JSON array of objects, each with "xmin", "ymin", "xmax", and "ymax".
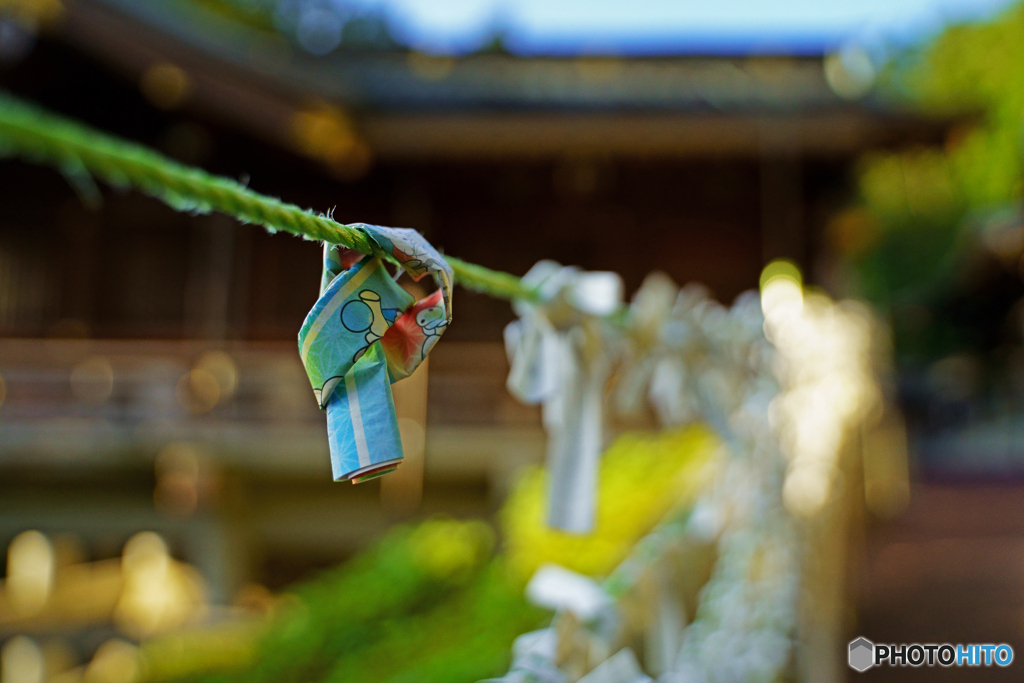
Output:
[
  {"xmin": 325, "ymin": 344, "xmax": 405, "ymax": 482},
  {"xmin": 544, "ymin": 339, "xmax": 608, "ymax": 532}
]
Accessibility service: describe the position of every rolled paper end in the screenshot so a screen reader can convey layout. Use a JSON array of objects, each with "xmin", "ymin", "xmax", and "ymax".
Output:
[
  {"xmin": 325, "ymin": 346, "xmax": 405, "ymax": 482},
  {"xmin": 350, "ymin": 462, "xmax": 401, "ymax": 484}
]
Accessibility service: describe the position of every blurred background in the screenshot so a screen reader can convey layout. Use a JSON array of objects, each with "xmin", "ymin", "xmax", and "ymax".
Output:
[{"xmin": 1, "ymin": 0, "xmax": 1024, "ymax": 681}]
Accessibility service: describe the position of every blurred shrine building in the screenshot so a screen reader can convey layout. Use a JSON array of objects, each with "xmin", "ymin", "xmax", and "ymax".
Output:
[{"xmin": 0, "ymin": 0, "xmax": 947, "ymax": 627}]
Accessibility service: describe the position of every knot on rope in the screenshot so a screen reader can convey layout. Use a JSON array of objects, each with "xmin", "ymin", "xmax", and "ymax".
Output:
[{"xmin": 298, "ymin": 223, "xmax": 453, "ymax": 483}]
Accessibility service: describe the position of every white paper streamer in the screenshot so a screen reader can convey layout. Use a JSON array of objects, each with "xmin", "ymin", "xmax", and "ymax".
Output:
[
  {"xmin": 492, "ymin": 270, "xmax": 884, "ymax": 683},
  {"xmin": 578, "ymin": 649, "xmax": 651, "ymax": 683},
  {"xmin": 480, "ymin": 629, "xmax": 567, "ymax": 683},
  {"xmin": 526, "ymin": 564, "xmax": 615, "ymax": 624},
  {"xmin": 505, "ymin": 261, "xmax": 623, "ymax": 532}
]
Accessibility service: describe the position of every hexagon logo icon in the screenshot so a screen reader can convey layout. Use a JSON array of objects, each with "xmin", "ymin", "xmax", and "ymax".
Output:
[{"xmin": 849, "ymin": 637, "xmax": 874, "ymax": 672}]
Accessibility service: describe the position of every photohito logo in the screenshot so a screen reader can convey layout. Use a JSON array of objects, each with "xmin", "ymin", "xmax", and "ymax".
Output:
[
  {"xmin": 849, "ymin": 638, "xmax": 874, "ymax": 672},
  {"xmin": 848, "ymin": 637, "xmax": 1013, "ymax": 672}
]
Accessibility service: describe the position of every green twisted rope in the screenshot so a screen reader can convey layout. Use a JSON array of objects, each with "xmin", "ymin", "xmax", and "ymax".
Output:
[{"xmin": 0, "ymin": 92, "xmax": 535, "ymax": 302}]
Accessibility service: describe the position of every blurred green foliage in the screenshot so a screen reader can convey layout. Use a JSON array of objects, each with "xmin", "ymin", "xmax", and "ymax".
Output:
[
  {"xmin": 841, "ymin": 2, "xmax": 1024, "ymax": 363},
  {"xmin": 503, "ymin": 425, "xmax": 715, "ymax": 580},
  {"xmin": 140, "ymin": 428, "xmax": 716, "ymax": 683},
  {"xmin": 145, "ymin": 518, "xmax": 546, "ymax": 683}
]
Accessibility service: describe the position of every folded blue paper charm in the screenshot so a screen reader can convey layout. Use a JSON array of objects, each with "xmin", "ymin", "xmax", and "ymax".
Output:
[{"xmin": 298, "ymin": 224, "xmax": 453, "ymax": 483}]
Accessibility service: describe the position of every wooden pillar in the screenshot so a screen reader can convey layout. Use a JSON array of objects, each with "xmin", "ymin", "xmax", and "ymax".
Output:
[{"xmin": 381, "ymin": 358, "xmax": 429, "ymax": 512}]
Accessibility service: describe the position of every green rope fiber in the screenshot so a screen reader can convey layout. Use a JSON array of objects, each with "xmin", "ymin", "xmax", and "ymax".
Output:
[{"xmin": 0, "ymin": 92, "xmax": 536, "ymax": 302}]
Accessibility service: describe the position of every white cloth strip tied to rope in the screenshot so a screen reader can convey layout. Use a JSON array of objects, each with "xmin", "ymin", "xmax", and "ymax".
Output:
[
  {"xmin": 505, "ymin": 261, "xmax": 623, "ymax": 533},
  {"xmin": 492, "ymin": 275, "xmax": 885, "ymax": 683},
  {"xmin": 480, "ymin": 629, "xmax": 567, "ymax": 683},
  {"xmin": 615, "ymin": 275, "xmax": 773, "ymax": 457},
  {"xmin": 613, "ymin": 272, "xmax": 680, "ymax": 419}
]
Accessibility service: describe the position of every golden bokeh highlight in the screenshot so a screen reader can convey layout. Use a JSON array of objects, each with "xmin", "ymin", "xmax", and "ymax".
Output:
[
  {"xmin": 5, "ymin": 531, "xmax": 55, "ymax": 617},
  {"xmin": 176, "ymin": 351, "xmax": 237, "ymax": 414},
  {"xmin": 1, "ymin": 636, "xmax": 44, "ymax": 683},
  {"xmin": 83, "ymin": 639, "xmax": 142, "ymax": 683},
  {"xmin": 153, "ymin": 443, "xmax": 203, "ymax": 518},
  {"xmin": 0, "ymin": 0, "xmax": 63, "ymax": 26},
  {"xmin": 760, "ymin": 259, "xmax": 881, "ymax": 518},
  {"xmin": 289, "ymin": 103, "xmax": 372, "ymax": 179},
  {"xmin": 140, "ymin": 63, "xmax": 191, "ymax": 110},
  {"xmin": 113, "ymin": 532, "xmax": 207, "ymax": 638}
]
